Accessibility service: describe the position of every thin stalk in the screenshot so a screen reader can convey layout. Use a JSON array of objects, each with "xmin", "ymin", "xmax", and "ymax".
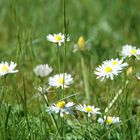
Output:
[
  {"xmin": 86, "ymin": 115, "xmax": 89, "ymax": 132},
  {"xmin": 57, "ymin": 45, "xmax": 61, "ymax": 75},
  {"xmin": 63, "ymin": 0, "xmax": 69, "ymax": 98},
  {"xmin": 5, "ymin": 105, "xmax": 11, "ymax": 130},
  {"xmin": 22, "ymin": 77, "xmax": 31, "ymax": 139},
  {"xmin": 81, "ymin": 56, "xmax": 90, "ymax": 104},
  {"xmin": 1, "ymin": 75, "xmax": 7, "ymax": 104}
]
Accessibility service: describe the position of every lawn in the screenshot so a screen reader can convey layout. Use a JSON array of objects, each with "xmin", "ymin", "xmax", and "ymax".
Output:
[{"xmin": 0, "ymin": 0, "xmax": 140, "ymax": 139}]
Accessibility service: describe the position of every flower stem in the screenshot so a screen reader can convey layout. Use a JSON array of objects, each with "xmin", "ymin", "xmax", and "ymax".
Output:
[{"xmin": 81, "ymin": 56, "xmax": 90, "ymax": 104}]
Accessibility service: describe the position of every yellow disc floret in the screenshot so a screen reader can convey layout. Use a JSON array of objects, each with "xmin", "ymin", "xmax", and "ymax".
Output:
[
  {"xmin": 55, "ymin": 35, "xmax": 62, "ymax": 41},
  {"xmin": 57, "ymin": 101, "xmax": 65, "ymax": 108},
  {"xmin": 104, "ymin": 66, "xmax": 113, "ymax": 73},
  {"xmin": 106, "ymin": 117, "xmax": 113, "ymax": 125},
  {"xmin": 131, "ymin": 49, "xmax": 137, "ymax": 54},
  {"xmin": 57, "ymin": 77, "xmax": 64, "ymax": 85},
  {"xmin": 85, "ymin": 106, "xmax": 93, "ymax": 112},
  {"xmin": 112, "ymin": 61, "xmax": 118, "ymax": 65},
  {"xmin": 1, "ymin": 65, "xmax": 9, "ymax": 73}
]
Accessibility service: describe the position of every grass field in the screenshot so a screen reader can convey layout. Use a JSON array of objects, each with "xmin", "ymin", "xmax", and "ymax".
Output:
[{"xmin": 0, "ymin": 0, "xmax": 140, "ymax": 139}]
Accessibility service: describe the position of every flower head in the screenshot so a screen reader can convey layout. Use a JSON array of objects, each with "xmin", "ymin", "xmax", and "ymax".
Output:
[
  {"xmin": 75, "ymin": 104, "xmax": 101, "ymax": 117},
  {"xmin": 95, "ymin": 59, "xmax": 128, "ymax": 81},
  {"xmin": 34, "ymin": 64, "xmax": 52, "ymax": 78},
  {"xmin": 103, "ymin": 58, "xmax": 128, "ymax": 69},
  {"xmin": 49, "ymin": 73, "xmax": 73, "ymax": 89},
  {"xmin": 46, "ymin": 33, "xmax": 70, "ymax": 46},
  {"xmin": 0, "ymin": 61, "xmax": 18, "ymax": 76},
  {"xmin": 98, "ymin": 116, "xmax": 120, "ymax": 126},
  {"xmin": 47, "ymin": 101, "xmax": 74, "ymax": 117},
  {"xmin": 121, "ymin": 44, "xmax": 140, "ymax": 59},
  {"xmin": 73, "ymin": 36, "xmax": 91, "ymax": 52}
]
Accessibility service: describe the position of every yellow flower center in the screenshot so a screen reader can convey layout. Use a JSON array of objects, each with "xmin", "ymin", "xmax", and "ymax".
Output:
[
  {"xmin": 85, "ymin": 107, "xmax": 92, "ymax": 112},
  {"xmin": 57, "ymin": 101, "xmax": 65, "ymax": 108},
  {"xmin": 1, "ymin": 65, "xmax": 9, "ymax": 73},
  {"xmin": 112, "ymin": 61, "xmax": 118, "ymax": 65},
  {"xmin": 55, "ymin": 35, "xmax": 62, "ymax": 41},
  {"xmin": 104, "ymin": 66, "xmax": 112, "ymax": 73},
  {"xmin": 106, "ymin": 117, "xmax": 113, "ymax": 125},
  {"xmin": 131, "ymin": 49, "xmax": 137, "ymax": 54},
  {"xmin": 77, "ymin": 36, "xmax": 85, "ymax": 49},
  {"xmin": 57, "ymin": 77, "xmax": 64, "ymax": 85}
]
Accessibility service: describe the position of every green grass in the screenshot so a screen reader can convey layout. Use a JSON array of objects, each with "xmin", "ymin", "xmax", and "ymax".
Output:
[{"xmin": 0, "ymin": 0, "xmax": 140, "ymax": 139}]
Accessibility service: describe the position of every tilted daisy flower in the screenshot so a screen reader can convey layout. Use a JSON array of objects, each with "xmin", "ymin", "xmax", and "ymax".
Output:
[
  {"xmin": 121, "ymin": 44, "xmax": 140, "ymax": 59},
  {"xmin": 103, "ymin": 58, "xmax": 128, "ymax": 69},
  {"xmin": 34, "ymin": 64, "xmax": 52, "ymax": 78},
  {"xmin": 98, "ymin": 116, "xmax": 120, "ymax": 126},
  {"xmin": 75, "ymin": 104, "xmax": 101, "ymax": 117},
  {"xmin": 94, "ymin": 59, "xmax": 127, "ymax": 81},
  {"xmin": 47, "ymin": 101, "xmax": 74, "ymax": 117},
  {"xmin": 46, "ymin": 33, "xmax": 70, "ymax": 46},
  {"xmin": 0, "ymin": 61, "xmax": 18, "ymax": 76},
  {"xmin": 95, "ymin": 63, "xmax": 120, "ymax": 81},
  {"xmin": 49, "ymin": 73, "xmax": 73, "ymax": 89}
]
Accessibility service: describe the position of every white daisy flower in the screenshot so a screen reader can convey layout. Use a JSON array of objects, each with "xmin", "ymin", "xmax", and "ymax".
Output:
[
  {"xmin": 103, "ymin": 58, "xmax": 128, "ymax": 69},
  {"xmin": 46, "ymin": 33, "xmax": 70, "ymax": 46},
  {"xmin": 75, "ymin": 104, "xmax": 101, "ymax": 117},
  {"xmin": 47, "ymin": 101, "xmax": 74, "ymax": 117},
  {"xmin": 95, "ymin": 58, "xmax": 128, "ymax": 81},
  {"xmin": 95, "ymin": 63, "xmax": 121, "ymax": 81},
  {"xmin": 121, "ymin": 44, "xmax": 140, "ymax": 59},
  {"xmin": 34, "ymin": 64, "xmax": 52, "ymax": 78},
  {"xmin": 98, "ymin": 116, "xmax": 120, "ymax": 126},
  {"xmin": 49, "ymin": 73, "xmax": 73, "ymax": 89},
  {"xmin": 0, "ymin": 61, "xmax": 18, "ymax": 76}
]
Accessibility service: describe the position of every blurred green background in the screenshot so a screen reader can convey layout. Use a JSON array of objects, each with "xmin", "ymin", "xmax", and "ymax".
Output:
[{"xmin": 1, "ymin": 0, "xmax": 140, "ymax": 60}]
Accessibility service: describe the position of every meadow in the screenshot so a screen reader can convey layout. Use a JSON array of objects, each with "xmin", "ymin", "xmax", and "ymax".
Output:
[{"xmin": 0, "ymin": 0, "xmax": 140, "ymax": 139}]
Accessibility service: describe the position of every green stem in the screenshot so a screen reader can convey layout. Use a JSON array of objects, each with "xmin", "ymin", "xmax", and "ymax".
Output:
[
  {"xmin": 57, "ymin": 45, "xmax": 60, "ymax": 75},
  {"xmin": 81, "ymin": 56, "xmax": 90, "ymax": 104}
]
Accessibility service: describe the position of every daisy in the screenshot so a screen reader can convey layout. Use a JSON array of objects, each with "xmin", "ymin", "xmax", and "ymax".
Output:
[
  {"xmin": 95, "ymin": 58, "xmax": 128, "ymax": 81},
  {"xmin": 121, "ymin": 44, "xmax": 140, "ymax": 59},
  {"xmin": 47, "ymin": 101, "xmax": 74, "ymax": 117},
  {"xmin": 98, "ymin": 116, "xmax": 120, "ymax": 126},
  {"xmin": 75, "ymin": 104, "xmax": 101, "ymax": 117},
  {"xmin": 46, "ymin": 33, "xmax": 70, "ymax": 46},
  {"xmin": 34, "ymin": 64, "xmax": 52, "ymax": 78},
  {"xmin": 95, "ymin": 63, "xmax": 121, "ymax": 81},
  {"xmin": 103, "ymin": 58, "xmax": 128, "ymax": 69},
  {"xmin": 0, "ymin": 61, "xmax": 18, "ymax": 76},
  {"xmin": 49, "ymin": 73, "xmax": 73, "ymax": 89}
]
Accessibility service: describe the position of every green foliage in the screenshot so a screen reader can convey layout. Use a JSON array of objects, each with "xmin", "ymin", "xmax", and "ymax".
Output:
[{"xmin": 0, "ymin": 0, "xmax": 140, "ymax": 139}]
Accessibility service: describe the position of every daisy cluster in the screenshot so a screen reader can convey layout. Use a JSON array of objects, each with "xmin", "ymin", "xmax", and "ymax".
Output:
[
  {"xmin": 1, "ymin": 32, "xmax": 139, "ymax": 132},
  {"xmin": 47, "ymin": 100, "xmax": 120, "ymax": 127},
  {"xmin": 95, "ymin": 44, "xmax": 140, "ymax": 81}
]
